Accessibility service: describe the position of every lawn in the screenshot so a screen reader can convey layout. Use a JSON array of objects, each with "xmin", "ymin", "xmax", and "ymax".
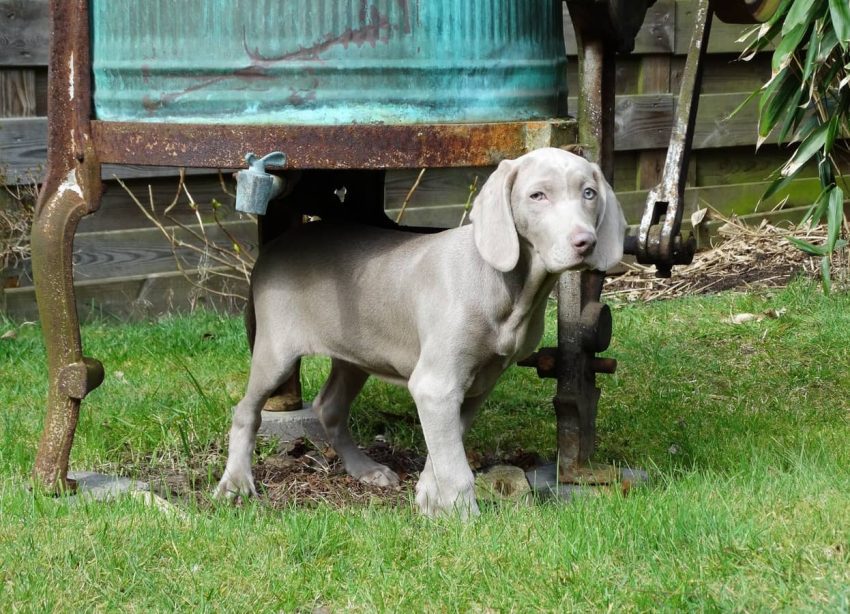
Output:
[{"xmin": 1, "ymin": 280, "xmax": 849, "ymax": 611}]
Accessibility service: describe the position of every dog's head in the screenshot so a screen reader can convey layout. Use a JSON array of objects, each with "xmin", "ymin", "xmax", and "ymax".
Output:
[{"xmin": 469, "ymin": 148, "xmax": 625, "ymax": 274}]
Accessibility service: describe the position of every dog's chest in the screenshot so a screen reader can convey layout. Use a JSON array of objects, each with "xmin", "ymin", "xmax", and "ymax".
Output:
[{"xmin": 494, "ymin": 295, "xmax": 547, "ymax": 360}]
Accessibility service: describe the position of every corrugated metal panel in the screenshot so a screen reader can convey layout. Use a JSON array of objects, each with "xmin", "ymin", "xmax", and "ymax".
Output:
[{"xmin": 91, "ymin": 0, "xmax": 567, "ymax": 124}]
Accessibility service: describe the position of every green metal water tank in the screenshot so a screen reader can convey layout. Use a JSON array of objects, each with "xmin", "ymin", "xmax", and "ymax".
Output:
[{"xmin": 91, "ymin": 0, "xmax": 567, "ymax": 125}]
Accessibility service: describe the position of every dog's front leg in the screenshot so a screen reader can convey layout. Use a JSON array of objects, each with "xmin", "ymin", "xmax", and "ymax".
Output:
[{"xmin": 409, "ymin": 368, "xmax": 478, "ymax": 518}]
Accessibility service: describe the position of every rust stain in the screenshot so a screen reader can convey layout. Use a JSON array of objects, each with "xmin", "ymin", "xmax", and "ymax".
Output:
[{"xmin": 91, "ymin": 120, "xmax": 577, "ymax": 170}]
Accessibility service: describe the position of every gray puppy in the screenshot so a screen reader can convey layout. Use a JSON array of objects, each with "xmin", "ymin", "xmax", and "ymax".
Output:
[{"xmin": 215, "ymin": 148, "xmax": 625, "ymax": 517}]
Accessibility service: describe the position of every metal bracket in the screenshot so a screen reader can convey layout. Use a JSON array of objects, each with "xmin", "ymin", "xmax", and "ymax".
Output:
[{"xmin": 58, "ymin": 357, "xmax": 105, "ymax": 400}]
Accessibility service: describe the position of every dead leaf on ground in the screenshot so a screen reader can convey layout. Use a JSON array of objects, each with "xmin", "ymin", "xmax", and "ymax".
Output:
[{"xmin": 724, "ymin": 308, "xmax": 787, "ymax": 324}]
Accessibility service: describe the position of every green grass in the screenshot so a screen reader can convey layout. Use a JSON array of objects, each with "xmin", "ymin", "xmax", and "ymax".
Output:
[{"xmin": 1, "ymin": 280, "xmax": 849, "ymax": 611}]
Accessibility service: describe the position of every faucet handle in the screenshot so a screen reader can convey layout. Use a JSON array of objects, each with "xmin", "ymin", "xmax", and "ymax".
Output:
[{"xmin": 244, "ymin": 151, "xmax": 287, "ymax": 173}]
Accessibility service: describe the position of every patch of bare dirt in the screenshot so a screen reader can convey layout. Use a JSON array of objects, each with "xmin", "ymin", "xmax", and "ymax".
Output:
[{"xmin": 142, "ymin": 439, "xmax": 545, "ymax": 510}]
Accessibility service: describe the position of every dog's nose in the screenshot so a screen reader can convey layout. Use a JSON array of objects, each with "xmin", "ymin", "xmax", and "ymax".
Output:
[{"xmin": 571, "ymin": 231, "xmax": 597, "ymax": 256}]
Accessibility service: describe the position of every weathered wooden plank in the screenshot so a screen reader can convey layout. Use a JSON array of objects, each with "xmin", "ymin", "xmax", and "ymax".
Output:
[
  {"xmin": 386, "ymin": 153, "xmax": 642, "ymax": 210},
  {"xmin": 79, "ymin": 174, "xmax": 241, "ymax": 233},
  {"xmin": 636, "ymin": 54, "xmax": 672, "ymax": 190},
  {"xmin": 386, "ymin": 175, "xmax": 822, "ymax": 229},
  {"xmin": 0, "ymin": 68, "xmax": 36, "ymax": 116},
  {"xmin": 71, "ymin": 221, "xmax": 256, "ymax": 283},
  {"xmin": 695, "ymin": 144, "xmax": 820, "ymax": 186},
  {"xmin": 674, "ymin": 53, "xmax": 771, "ymax": 94},
  {"xmin": 617, "ymin": 176, "xmax": 822, "ymax": 222},
  {"xmin": 0, "ymin": 0, "xmax": 49, "ymax": 67},
  {"xmin": 3, "ymin": 268, "xmax": 248, "ymax": 322},
  {"xmin": 0, "ymin": 117, "xmax": 44, "ymax": 182},
  {"xmin": 8, "ymin": 218, "xmax": 255, "ymax": 287}
]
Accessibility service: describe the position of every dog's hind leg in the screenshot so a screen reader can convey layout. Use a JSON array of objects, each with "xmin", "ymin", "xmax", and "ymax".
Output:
[
  {"xmin": 215, "ymin": 341, "xmax": 299, "ymax": 500},
  {"xmin": 314, "ymin": 359, "xmax": 400, "ymax": 488}
]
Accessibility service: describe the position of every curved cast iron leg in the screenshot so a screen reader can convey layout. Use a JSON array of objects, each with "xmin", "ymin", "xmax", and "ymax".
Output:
[{"xmin": 31, "ymin": 170, "xmax": 104, "ymax": 492}]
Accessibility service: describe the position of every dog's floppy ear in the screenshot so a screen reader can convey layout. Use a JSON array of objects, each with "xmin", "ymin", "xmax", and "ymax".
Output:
[
  {"xmin": 586, "ymin": 164, "xmax": 626, "ymax": 272},
  {"xmin": 470, "ymin": 159, "xmax": 520, "ymax": 272}
]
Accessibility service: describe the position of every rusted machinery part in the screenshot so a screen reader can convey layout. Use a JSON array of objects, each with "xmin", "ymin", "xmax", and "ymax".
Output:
[
  {"xmin": 31, "ymin": 169, "xmax": 105, "ymax": 493},
  {"xmin": 712, "ymin": 0, "xmax": 781, "ymax": 23},
  {"xmin": 566, "ymin": 0, "xmax": 658, "ymax": 54},
  {"xmin": 627, "ymin": 0, "xmax": 711, "ymax": 277}
]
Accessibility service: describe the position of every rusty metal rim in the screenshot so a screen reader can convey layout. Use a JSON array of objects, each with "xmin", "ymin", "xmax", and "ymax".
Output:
[{"xmin": 90, "ymin": 120, "xmax": 577, "ymax": 170}]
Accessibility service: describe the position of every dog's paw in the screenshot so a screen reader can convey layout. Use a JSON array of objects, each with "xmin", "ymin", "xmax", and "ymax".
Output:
[
  {"xmin": 414, "ymin": 471, "xmax": 479, "ymax": 520},
  {"xmin": 356, "ymin": 465, "xmax": 401, "ymax": 488},
  {"xmin": 213, "ymin": 469, "xmax": 258, "ymax": 501},
  {"xmin": 346, "ymin": 460, "xmax": 401, "ymax": 488}
]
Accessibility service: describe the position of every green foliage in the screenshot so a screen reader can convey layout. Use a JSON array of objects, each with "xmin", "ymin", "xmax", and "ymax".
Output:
[{"xmin": 745, "ymin": 0, "xmax": 850, "ymax": 291}]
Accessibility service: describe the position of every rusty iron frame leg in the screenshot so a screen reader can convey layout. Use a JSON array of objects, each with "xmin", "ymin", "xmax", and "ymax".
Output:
[
  {"xmin": 32, "ymin": 0, "xmax": 105, "ymax": 492},
  {"xmin": 555, "ymin": 271, "xmax": 605, "ymax": 479},
  {"xmin": 556, "ymin": 2, "xmax": 620, "ymax": 482},
  {"xmin": 31, "ymin": 169, "xmax": 104, "ymax": 491}
]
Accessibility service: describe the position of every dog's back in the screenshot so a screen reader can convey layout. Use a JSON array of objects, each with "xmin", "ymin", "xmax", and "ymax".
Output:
[{"xmin": 249, "ymin": 222, "xmax": 471, "ymax": 382}]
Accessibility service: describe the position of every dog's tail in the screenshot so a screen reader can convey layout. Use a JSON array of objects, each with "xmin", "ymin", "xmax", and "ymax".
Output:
[{"xmin": 245, "ymin": 274, "xmax": 256, "ymax": 354}]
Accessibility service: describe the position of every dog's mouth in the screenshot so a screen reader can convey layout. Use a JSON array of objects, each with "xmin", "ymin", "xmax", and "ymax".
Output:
[{"xmin": 544, "ymin": 252, "xmax": 588, "ymax": 274}]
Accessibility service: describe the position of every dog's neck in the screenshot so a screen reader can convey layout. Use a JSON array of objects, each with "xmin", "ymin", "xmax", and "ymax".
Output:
[{"xmin": 492, "ymin": 238, "xmax": 560, "ymax": 357}]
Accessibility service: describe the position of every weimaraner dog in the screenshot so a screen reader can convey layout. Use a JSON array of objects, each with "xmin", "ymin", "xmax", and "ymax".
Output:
[{"xmin": 215, "ymin": 148, "xmax": 625, "ymax": 517}]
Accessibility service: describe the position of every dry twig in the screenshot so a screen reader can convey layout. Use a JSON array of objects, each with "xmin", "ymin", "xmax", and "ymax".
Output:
[
  {"xmin": 605, "ymin": 211, "xmax": 848, "ymax": 302},
  {"xmin": 116, "ymin": 174, "xmax": 254, "ymax": 305}
]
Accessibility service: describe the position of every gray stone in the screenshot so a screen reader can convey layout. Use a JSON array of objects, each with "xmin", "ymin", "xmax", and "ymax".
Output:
[
  {"xmin": 66, "ymin": 471, "xmax": 149, "ymax": 501},
  {"xmin": 65, "ymin": 471, "xmax": 185, "ymax": 517},
  {"xmin": 526, "ymin": 463, "xmax": 650, "ymax": 502},
  {"xmin": 257, "ymin": 403, "xmax": 329, "ymax": 449},
  {"xmin": 475, "ymin": 464, "xmax": 532, "ymax": 503}
]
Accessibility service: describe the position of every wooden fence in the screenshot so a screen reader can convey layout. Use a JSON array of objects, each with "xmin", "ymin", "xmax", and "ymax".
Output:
[{"xmin": 0, "ymin": 1, "xmax": 824, "ymax": 320}]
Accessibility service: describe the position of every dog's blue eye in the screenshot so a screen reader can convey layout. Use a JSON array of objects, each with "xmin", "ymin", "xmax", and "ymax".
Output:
[
  {"xmin": 530, "ymin": 191, "xmax": 547, "ymax": 201},
  {"xmin": 583, "ymin": 187, "xmax": 597, "ymax": 200}
]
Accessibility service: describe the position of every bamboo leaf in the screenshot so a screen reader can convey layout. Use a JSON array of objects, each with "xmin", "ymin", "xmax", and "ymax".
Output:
[
  {"xmin": 781, "ymin": 121, "xmax": 830, "ymax": 176},
  {"xmin": 818, "ymin": 151, "xmax": 835, "ymax": 187},
  {"xmin": 828, "ymin": 0, "xmax": 850, "ymax": 49},
  {"xmin": 783, "ymin": 0, "xmax": 818, "ymax": 36},
  {"xmin": 825, "ymin": 114, "xmax": 840, "ymax": 153},
  {"xmin": 776, "ymin": 87, "xmax": 807, "ymax": 142},
  {"xmin": 800, "ymin": 20, "xmax": 821, "ymax": 83},
  {"xmin": 787, "ymin": 236, "xmax": 827, "ymax": 256},
  {"xmin": 802, "ymin": 185, "xmax": 832, "ymax": 225},
  {"xmin": 827, "ymin": 186, "xmax": 845, "ymax": 251},
  {"xmin": 816, "ymin": 24, "xmax": 839, "ymax": 61},
  {"xmin": 762, "ymin": 174, "xmax": 797, "ymax": 201},
  {"xmin": 821, "ymin": 255, "xmax": 832, "ymax": 293},
  {"xmin": 758, "ymin": 69, "xmax": 801, "ymax": 139},
  {"xmin": 773, "ymin": 23, "xmax": 809, "ymax": 71}
]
